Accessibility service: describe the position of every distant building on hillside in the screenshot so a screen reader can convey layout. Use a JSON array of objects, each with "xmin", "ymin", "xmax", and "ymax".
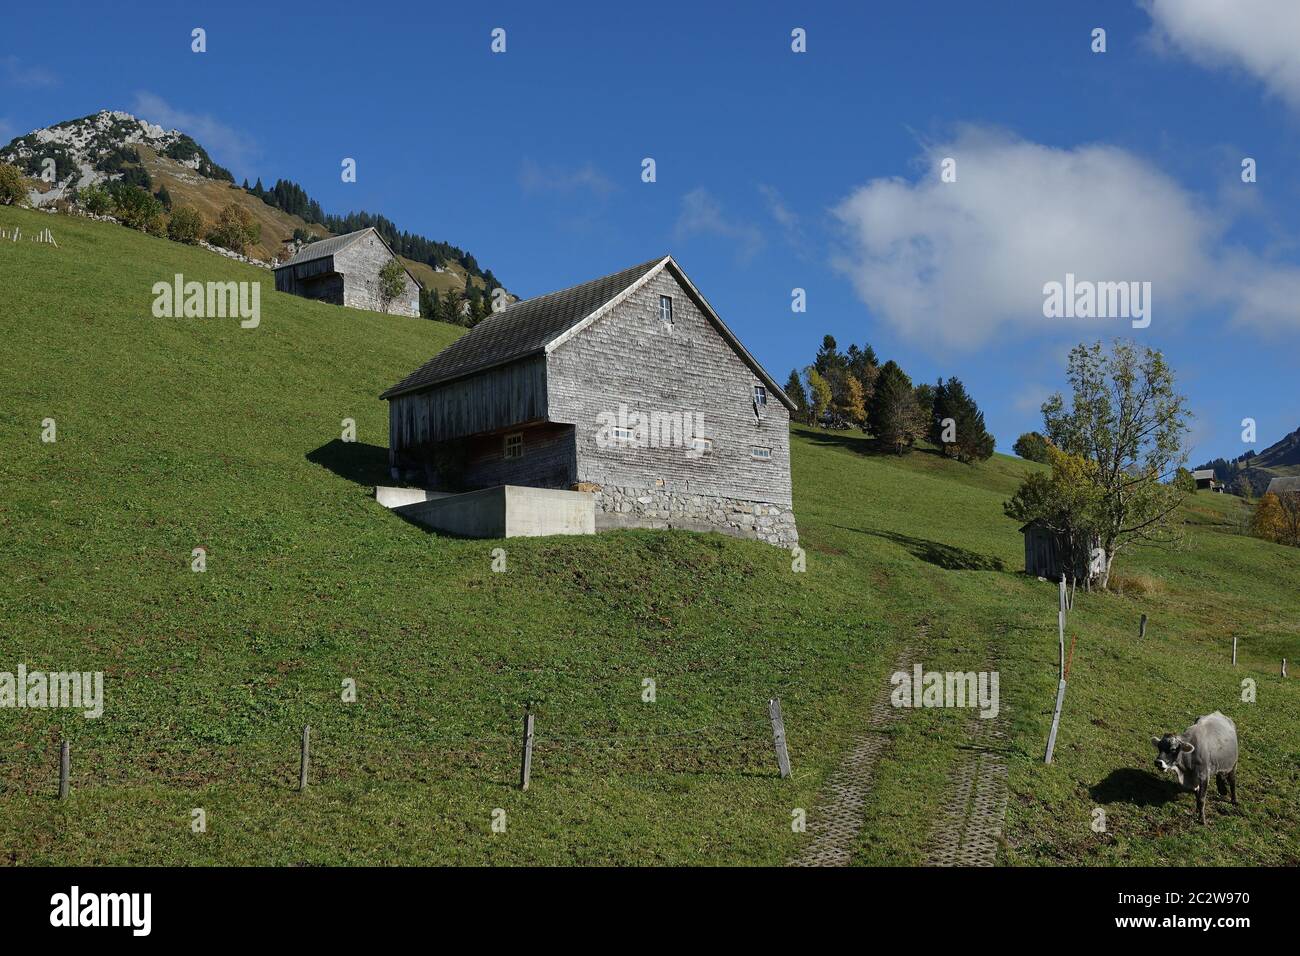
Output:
[
  {"xmin": 1192, "ymin": 469, "xmax": 1221, "ymax": 491},
  {"xmin": 1020, "ymin": 520, "xmax": 1103, "ymax": 583},
  {"xmin": 1265, "ymin": 476, "xmax": 1300, "ymax": 496},
  {"xmin": 273, "ymin": 227, "xmax": 419, "ymax": 317},
  {"xmin": 380, "ymin": 255, "xmax": 798, "ymax": 546}
]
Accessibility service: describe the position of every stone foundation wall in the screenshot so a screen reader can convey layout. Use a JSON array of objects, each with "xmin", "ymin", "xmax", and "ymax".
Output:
[{"xmin": 595, "ymin": 485, "xmax": 798, "ymax": 548}]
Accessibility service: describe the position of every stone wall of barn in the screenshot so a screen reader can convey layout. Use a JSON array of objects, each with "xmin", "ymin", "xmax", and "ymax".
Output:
[
  {"xmin": 333, "ymin": 232, "xmax": 420, "ymax": 317},
  {"xmin": 596, "ymin": 486, "xmax": 798, "ymax": 547},
  {"xmin": 546, "ymin": 267, "xmax": 797, "ymax": 546}
]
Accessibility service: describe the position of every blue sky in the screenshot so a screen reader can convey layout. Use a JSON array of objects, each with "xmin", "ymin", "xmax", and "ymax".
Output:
[{"xmin": 4, "ymin": 0, "xmax": 1299, "ymax": 460}]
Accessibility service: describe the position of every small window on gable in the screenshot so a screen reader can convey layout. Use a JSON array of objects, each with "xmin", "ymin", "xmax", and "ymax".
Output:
[
  {"xmin": 611, "ymin": 426, "xmax": 635, "ymax": 443},
  {"xmin": 690, "ymin": 437, "xmax": 712, "ymax": 455},
  {"xmin": 751, "ymin": 445, "xmax": 772, "ymax": 461},
  {"xmin": 504, "ymin": 432, "xmax": 524, "ymax": 459},
  {"xmin": 754, "ymin": 385, "xmax": 768, "ymax": 407},
  {"xmin": 659, "ymin": 295, "xmax": 673, "ymax": 326}
]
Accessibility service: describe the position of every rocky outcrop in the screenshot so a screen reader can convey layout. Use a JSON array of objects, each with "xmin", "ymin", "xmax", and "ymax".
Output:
[
  {"xmin": 1, "ymin": 110, "xmax": 231, "ymax": 206},
  {"xmin": 197, "ymin": 239, "xmax": 272, "ymax": 269}
]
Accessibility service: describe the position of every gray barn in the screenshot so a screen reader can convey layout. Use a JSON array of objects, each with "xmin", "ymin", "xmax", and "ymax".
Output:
[
  {"xmin": 1192, "ymin": 469, "xmax": 1220, "ymax": 491},
  {"xmin": 380, "ymin": 255, "xmax": 798, "ymax": 546},
  {"xmin": 1265, "ymin": 476, "xmax": 1300, "ymax": 496},
  {"xmin": 274, "ymin": 227, "xmax": 419, "ymax": 317}
]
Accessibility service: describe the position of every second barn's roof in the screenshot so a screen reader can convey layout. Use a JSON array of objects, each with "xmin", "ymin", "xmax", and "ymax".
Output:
[
  {"xmin": 1266, "ymin": 476, "xmax": 1300, "ymax": 495},
  {"xmin": 274, "ymin": 228, "xmax": 377, "ymax": 270}
]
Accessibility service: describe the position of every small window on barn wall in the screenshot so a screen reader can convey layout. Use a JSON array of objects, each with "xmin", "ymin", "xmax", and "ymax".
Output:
[
  {"xmin": 504, "ymin": 432, "xmax": 524, "ymax": 459},
  {"xmin": 659, "ymin": 295, "xmax": 673, "ymax": 326},
  {"xmin": 753, "ymin": 385, "xmax": 768, "ymax": 407},
  {"xmin": 751, "ymin": 445, "xmax": 772, "ymax": 461}
]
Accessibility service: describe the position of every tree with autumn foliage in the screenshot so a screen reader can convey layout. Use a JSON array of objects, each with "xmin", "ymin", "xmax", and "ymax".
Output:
[
  {"xmin": 1004, "ymin": 446, "xmax": 1106, "ymax": 582},
  {"xmin": 1040, "ymin": 341, "xmax": 1192, "ymax": 589},
  {"xmin": 806, "ymin": 367, "xmax": 832, "ymax": 426},
  {"xmin": 1251, "ymin": 491, "xmax": 1300, "ymax": 547},
  {"xmin": 837, "ymin": 374, "xmax": 867, "ymax": 429}
]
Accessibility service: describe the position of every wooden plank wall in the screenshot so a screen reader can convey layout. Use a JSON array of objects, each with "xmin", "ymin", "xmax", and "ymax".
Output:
[{"xmin": 389, "ymin": 356, "xmax": 549, "ymax": 451}]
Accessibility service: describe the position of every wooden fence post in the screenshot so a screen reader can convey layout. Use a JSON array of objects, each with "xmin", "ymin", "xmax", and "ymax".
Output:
[
  {"xmin": 298, "ymin": 725, "xmax": 310, "ymax": 792},
  {"xmin": 1046, "ymin": 579, "xmax": 1068, "ymax": 765},
  {"xmin": 1044, "ymin": 678, "xmax": 1067, "ymax": 765},
  {"xmin": 1283, "ymin": 659, "xmax": 1289, "ymax": 679},
  {"xmin": 519, "ymin": 710, "xmax": 535, "ymax": 791},
  {"xmin": 769, "ymin": 698, "xmax": 792, "ymax": 779},
  {"xmin": 1232, "ymin": 636, "xmax": 1237, "ymax": 667},
  {"xmin": 1058, "ymin": 577, "xmax": 1066, "ymax": 677},
  {"xmin": 1139, "ymin": 614, "xmax": 1147, "ymax": 640},
  {"xmin": 58, "ymin": 740, "xmax": 70, "ymax": 799}
]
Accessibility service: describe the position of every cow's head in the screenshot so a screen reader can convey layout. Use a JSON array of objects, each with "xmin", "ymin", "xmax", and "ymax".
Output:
[{"xmin": 1151, "ymin": 734, "xmax": 1195, "ymax": 783}]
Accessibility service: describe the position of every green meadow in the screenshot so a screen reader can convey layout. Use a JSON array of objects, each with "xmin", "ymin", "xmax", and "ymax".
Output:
[{"xmin": 1, "ymin": 206, "xmax": 1296, "ymax": 865}]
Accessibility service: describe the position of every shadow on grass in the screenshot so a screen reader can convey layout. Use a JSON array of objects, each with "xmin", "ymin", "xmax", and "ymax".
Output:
[
  {"xmin": 839, "ymin": 526, "xmax": 1007, "ymax": 572},
  {"xmin": 1089, "ymin": 767, "xmax": 1181, "ymax": 807},
  {"xmin": 306, "ymin": 439, "xmax": 390, "ymax": 488}
]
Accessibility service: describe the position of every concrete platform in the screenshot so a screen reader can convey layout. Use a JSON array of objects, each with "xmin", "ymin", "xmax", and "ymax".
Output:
[
  {"xmin": 377, "ymin": 485, "xmax": 595, "ymax": 539},
  {"xmin": 375, "ymin": 486, "xmax": 455, "ymax": 508}
]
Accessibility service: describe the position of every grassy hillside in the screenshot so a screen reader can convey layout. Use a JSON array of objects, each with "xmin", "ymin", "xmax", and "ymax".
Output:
[
  {"xmin": 139, "ymin": 145, "xmax": 489, "ymax": 296},
  {"xmin": 137, "ymin": 145, "xmax": 326, "ymax": 262},
  {"xmin": 1, "ymin": 205, "xmax": 1297, "ymax": 866},
  {"xmin": 398, "ymin": 255, "xmax": 485, "ymax": 297},
  {"xmin": 1249, "ymin": 427, "xmax": 1300, "ymax": 478}
]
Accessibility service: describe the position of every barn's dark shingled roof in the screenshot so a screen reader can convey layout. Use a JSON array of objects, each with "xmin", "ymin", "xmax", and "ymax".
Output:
[
  {"xmin": 274, "ymin": 228, "xmax": 375, "ymax": 270},
  {"xmin": 379, "ymin": 257, "xmax": 664, "ymax": 399}
]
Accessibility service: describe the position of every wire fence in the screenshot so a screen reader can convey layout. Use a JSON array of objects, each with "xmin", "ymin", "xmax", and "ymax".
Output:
[{"xmin": 0, "ymin": 704, "xmax": 808, "ymax": 799}]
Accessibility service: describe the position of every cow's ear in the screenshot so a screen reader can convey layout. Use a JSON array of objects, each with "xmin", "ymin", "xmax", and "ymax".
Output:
[
  {"xmin": 1179, "ymin": 741, "xmax": 1196, "ymax": 754},
  {"xmin": 1150, "ymin": 736, "xmax": 1161, "ymax": 748}
]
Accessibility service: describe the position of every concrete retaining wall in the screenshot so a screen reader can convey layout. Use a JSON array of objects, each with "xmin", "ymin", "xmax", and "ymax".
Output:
[
  {"xmin": 375, "ymin": 487, "xmax": 455, "ymax": 508},
  {"xmin": 391, "ymin": 485, "xmax": 594, "ymax": 539},
  {"xmin": 380, "ymin": 483, "xmax": 794, "ymax": 546},
  {"xmin": 503, "ymin": 485, "xmax": 594, "ymax": 537}
]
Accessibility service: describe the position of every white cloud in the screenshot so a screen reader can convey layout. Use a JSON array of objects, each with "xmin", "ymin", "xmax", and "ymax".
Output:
[
  {"xmin": 1013, "ymin": 383, "xmax": 1052, "ymax": 416},
  {"xmin": 831, "ymin": 127, "xmax": 1300, "ymax": 348},
  {"xmin": 674, "ymin": 187, "xmax": 764, "ymax": 262},
  {"xmin": 1222, "ymin": 251, "xmax": 1300, "ymax": 332},
  {"xmin": 758, "ymin": 183, "xmax": 808, "ymax": 251},
  {"xmin": 519, "ymin": 158, "xmax": 615, "ymax": 198},
  {"xmin": 758, "ymin": 183, "xmax": 797, "ymax": 231},
  {"xmin": 0, "ymin": 56, "xmax": 58, "ymax": 89},
  {"xmin": 1142, "ymin": 0, "xmax": 1300, "ymax": 110},
  {"xmin": 131, "ymin": 92, "xmax": 258, "ymax": 175}
]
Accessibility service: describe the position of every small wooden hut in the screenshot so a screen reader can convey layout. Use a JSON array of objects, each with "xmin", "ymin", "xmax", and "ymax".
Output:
[{"xmin": 1020, "ymin": 520, "xmax": 1103, "ymax": 582}]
